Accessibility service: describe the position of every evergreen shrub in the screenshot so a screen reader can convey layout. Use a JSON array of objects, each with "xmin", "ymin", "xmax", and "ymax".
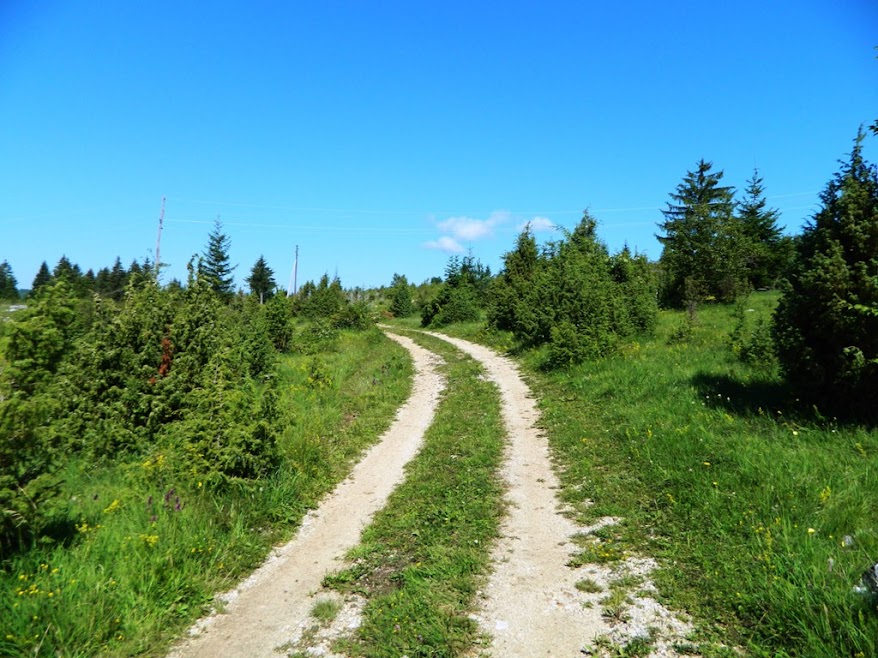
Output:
[{"xmin": 773, "ymin": 131, "xmax": 878, "ymax": 417}]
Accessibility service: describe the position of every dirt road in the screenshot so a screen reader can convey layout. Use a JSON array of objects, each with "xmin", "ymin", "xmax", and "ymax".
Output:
[{"xmin": 168, "ymin": 330, "xmax": 689, "ymax": 657}]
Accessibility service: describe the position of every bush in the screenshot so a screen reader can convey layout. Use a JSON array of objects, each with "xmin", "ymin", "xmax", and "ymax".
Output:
[
  {"xmin": 547, "ymin": 321, "xmax": 606, "ymax": 368},
  {"xmin": 420, "ymin": 285, "xmax": 480, "ymax": 327},
  {"xmin": 168, "ymin": 360, "xmax": 280, "ymax": 484},
  {"xmin": 728, "ymin": 302, "xmax": 776, "ymax": 370},
  {"xmin": 264, "ymin": 293, "xmax": 294, "ymax": 352},
  {"xmin": 294, "ymin": 320, "xmax": 339, "ymax": 354},
  {"xmin": 331, "ymin": 301, "xmax": 372, "ymax": 330},
  {"xmin": 0, "ymin": 283, "xmax": 83, "ymax": 552}
]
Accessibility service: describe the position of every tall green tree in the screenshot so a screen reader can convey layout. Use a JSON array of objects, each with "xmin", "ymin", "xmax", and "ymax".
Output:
[
  {"xmin": 199, "ymin": 218, "xmax": 237, "ymax": 299},
  {"xmin": 773, "ymin": 130, "xmax": 878, "ymax": 417},
  {"xmin": 0, "ymin": 261, "xmax": 18, "ymax": 300},
  {"xmin": 109, "ymin": 257, "xmax": 128, "ymax": 300},
  {"xmin": 245, "ymin": 255, "xmax": 276, "ymax": 304},
  {"xmin": 737, "ymin": 169, "xmax": 784, "ymax": 288},
  {"xmin": 30, "ymin": 261, "xmax": 52, "ymax": 295},
  {"xmin": 52, "ymin": 255, "xmax": 91, "ymax": 297},
  {"xmin": 657, "ymin": 160, "xmax": 746, "ymax": 306}
]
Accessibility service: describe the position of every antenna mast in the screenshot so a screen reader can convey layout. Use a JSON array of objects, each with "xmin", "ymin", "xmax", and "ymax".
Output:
[
  {"xmin": 294, "ymin": 245, "xmax": 299, "ymax": 296},
  {"xmin": 154, "ymin": 196, "xmax": 165, "ymax": 277},
  {"xmin": 287, "ymin": 245, "xmax": 299, "ymax": 296}
]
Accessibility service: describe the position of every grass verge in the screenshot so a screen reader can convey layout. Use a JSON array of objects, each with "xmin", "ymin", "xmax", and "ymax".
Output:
[
  {"xmin": 324, "ymin": 330, "xmax": 505, "ymax": 658},
  {"xmin": 0, "ymin": 327, "xmax": 412, "ymax": 657}
]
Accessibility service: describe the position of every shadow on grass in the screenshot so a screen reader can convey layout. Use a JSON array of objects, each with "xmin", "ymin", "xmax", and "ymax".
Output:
[
  {"xmin": 692, "ymin": 372, "xmax": 817, "ymax": 422},
  {"xmin": 692, "ymin": 372, "xmax": 877, "ymax": 429},
  {"xmin": 1, "ymin": 516, "xmax": 79, "ymax": 563}
]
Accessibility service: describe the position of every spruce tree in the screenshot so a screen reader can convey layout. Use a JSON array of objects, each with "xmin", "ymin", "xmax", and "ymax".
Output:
[
  {"xmin": 245, "ymin": 255, "xmax": 276, "ymax": 304},
  {"xmin": 388, "ymin": 273, "xmax": 412, "ymax": 317},
  {"xmin": 31, "ymin": 261, "xmax": 52, "ymax": 295},
  {"xmin": 109, "ymin": 257, "xmax": 128, "ymax": 300},
  {"xmin": 94, "ymin": 267, "xmax": 112, "ymax": 297},
  {"xmin": 773, "ymin": 130, "xmax": 878, "ymax": 417},
  {"xmin": 657, "ymin": 160, "xmax": 746, "ymax": 306},
  {"xmin": 487, "ymin": 224, "xmax": 539, "ymax": 333},
  {"xmin": 53, "ymin": 255, "xmax": 82, "ymax": 283},
  {"xmin": 199, "ymin": 219, "xmax": 237, "ymax": 299},
  {"xmin": 0, "ymin": 261, "xmax": 18, "ymax": 300},
  {"xmin": 738, "ymin": 169, "xmax": 783, "ymax": 288}
]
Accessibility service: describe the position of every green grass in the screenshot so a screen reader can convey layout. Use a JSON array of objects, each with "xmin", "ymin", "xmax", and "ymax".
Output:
[
  {"xmin": 324, "ymin": 330, "xmax": 506, "ymax": 658},
  {"xmin": 310, "ymin": 597, "xmax": 342, "ymax": 625},
  {"xmin": 575, "ymin": 577, "xmax": 604, "ymax": 593},
  {"xmin": 0, "ymin": 328, "xmax": 412, "ymax": 657},
  {"xmin": 437, "ymin": 292, "xmax": 878, "ymax": 657}
]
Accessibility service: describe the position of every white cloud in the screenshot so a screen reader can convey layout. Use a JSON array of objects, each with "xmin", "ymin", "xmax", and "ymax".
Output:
[
  {"xmin": 436, "ymin": 210, "xmax": 511, "ymax": 241},
  {"xmin": 517, "ymin": 216, "xmax": 557, "ymax": 233},
  {"xmin": 423, "ymin": 236, "xmax": 466, "ymax": 253}
]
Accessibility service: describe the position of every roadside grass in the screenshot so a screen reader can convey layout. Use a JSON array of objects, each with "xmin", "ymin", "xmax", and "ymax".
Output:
[
  {"xmin": 0, "ymin": 327, "xmax": 412, "ymax": 658},
  {"xmin": 324, "ymin": 330, "xmax": 505, "ymax": 658},
  {"xmin": 435, "ymin": 292, "xmax": 878, "ymax": 657}
]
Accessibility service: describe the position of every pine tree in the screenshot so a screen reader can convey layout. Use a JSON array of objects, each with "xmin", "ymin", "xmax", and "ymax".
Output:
[
  {"xmin": 30, "ymin": 261, "xmax": 52, "ymax": 295},
  {"xmin": 657, "ymin": 160, "xmax": 746, "ymax": 306},
  {"xmin": 738, "ymin": 170, "xmax": 784, "ymax": 288},
  {"xmin": 0, "ymin": 261, "xmax": 19, "ymax": 300},
  {"xmin": 245, "ymin": 255, "xmax": 276, "ymax": 304},
  {"xmin": 199, "ymin": 219, "xmax": 237, "ymax": 299},
  {"xmin": 773, "ymin": 130, "xmax": 878, "ymax": 417}
]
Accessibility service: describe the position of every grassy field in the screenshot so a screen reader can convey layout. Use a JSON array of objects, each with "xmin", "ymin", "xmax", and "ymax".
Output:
[
  {"xmin": 0, "ymin": 328, "xmax": 412, "ymax": 658},
  {"xmin": 436, "ymin": 293, "xmax": 878, "ymax": 657},
  {"xmin": 324, "ymin": 330, "xmax": 506, "ymax": 658}
]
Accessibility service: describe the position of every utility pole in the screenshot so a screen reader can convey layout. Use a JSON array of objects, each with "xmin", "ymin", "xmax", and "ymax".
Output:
[
  {"xmin": 294, "ymin": 245, "xmax": 299, "ymax": 296},
  {"xmin": 154, "ymin": 196, "xmax": 165, "ymax": 278}
]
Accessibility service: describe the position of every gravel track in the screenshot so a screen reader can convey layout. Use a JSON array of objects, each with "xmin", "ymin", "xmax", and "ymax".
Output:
[{"xmin": 167, "ymin": 330, "xmax": 691, "ymax": 657}]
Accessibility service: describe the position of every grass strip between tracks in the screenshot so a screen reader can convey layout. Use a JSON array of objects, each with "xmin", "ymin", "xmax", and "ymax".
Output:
[{"xmin": 324, "ymin": 331, "xmax": 505, "ymax": 658}]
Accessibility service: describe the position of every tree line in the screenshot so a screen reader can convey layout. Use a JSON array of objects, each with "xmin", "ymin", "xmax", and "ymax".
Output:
[{"xmin": 400, "ymin": 127, "xmax": 876, "ymax": 417}]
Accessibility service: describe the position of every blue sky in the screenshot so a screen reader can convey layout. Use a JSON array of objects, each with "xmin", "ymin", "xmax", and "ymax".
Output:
[{"xmin": 2, "ymin": 1, "xmax": 877, "ymax": 291}]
